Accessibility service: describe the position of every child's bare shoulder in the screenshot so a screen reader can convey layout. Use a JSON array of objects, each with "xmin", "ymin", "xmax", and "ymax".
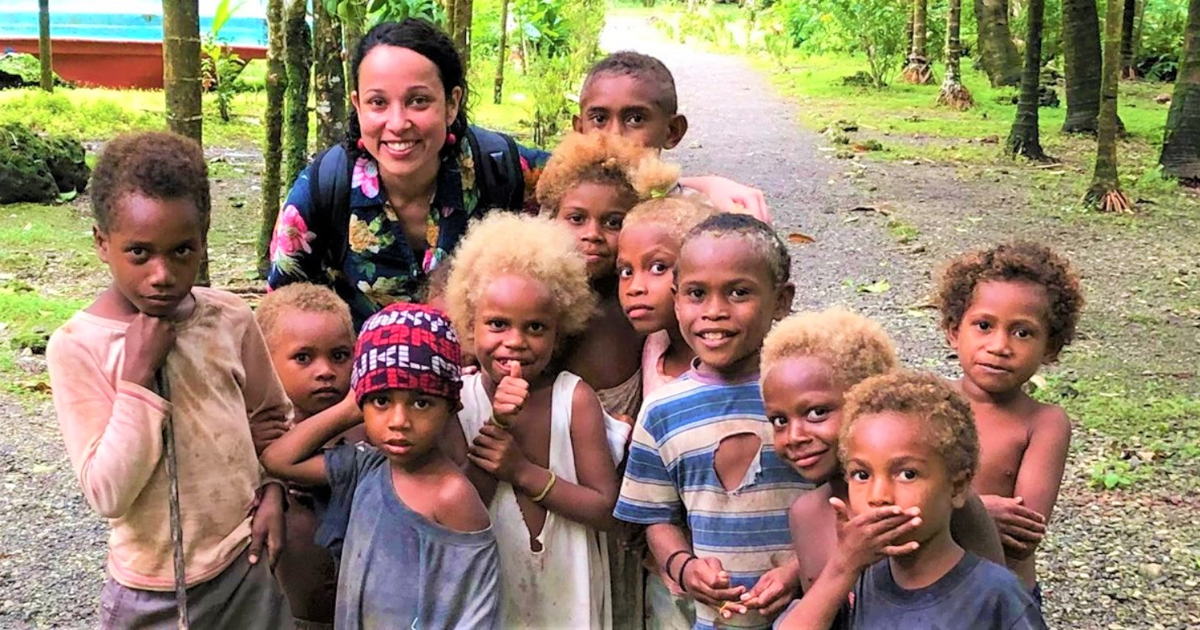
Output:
[
  {"xmin": 790, "ymin": 483, "xmax": 833, "ymax": 526},
  {"xmin": 435, "ymin": 466, "xmax": 491, "ymax": 533},
  {"xmin": 1029, "ymin": 399, "xmax": 1072, "ymax": 441}
]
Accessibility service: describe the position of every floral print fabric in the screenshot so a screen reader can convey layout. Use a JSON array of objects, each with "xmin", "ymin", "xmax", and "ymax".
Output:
[{"xmin": 267, "ymin": 136, "xmax": 549, "ymax": 328}]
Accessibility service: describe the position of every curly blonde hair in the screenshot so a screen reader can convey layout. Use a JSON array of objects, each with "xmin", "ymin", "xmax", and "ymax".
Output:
[
  {"xmin": 622, "ymin": 195, "xmax": 718, "ymax": 242},
  {"xmin": 256, "ymin": 283, "xmax": 355, "ymax": 345},
  {"xmin": 760, "ymin": 307, "xmax": 897, "ymax": 390},
  {"xmin": 535, "ymin": 132, "xmax": 681, "ymax": 216},
  {"xmin": 840, "ymin": 371, "xmax": 979, "ymax": 482},
  {"xmin": 445, "ymin": 213, "xmax": 597, "ymax": 347}
]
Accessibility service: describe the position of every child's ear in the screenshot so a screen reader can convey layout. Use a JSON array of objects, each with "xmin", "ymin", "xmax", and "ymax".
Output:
[
  {"xmin": 572, "ymin": 114, "xmax": 584, "ymax": 134},
  {"xmin": 93, "ymin": 225, "xmax": 110, "ymax": 264},
  {"xmin": 950, "ymin": 472, "xmax": 971, "ymax": 509},
  {"xmin": 772, "ymin": 282, "xmax": 795, "ymax": 321},
  {"xmin": 664, "ymin": 114, "xmax": 688, "ymax": 150},
  {"xmin": 944, "ymin": 321, "xmax": 960, "ymax": 349}
]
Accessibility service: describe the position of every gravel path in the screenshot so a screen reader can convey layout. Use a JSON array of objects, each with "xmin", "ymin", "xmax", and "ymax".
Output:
[{"xmin": 1, "ymin": 15, "xmax": 1194, "ymax": 629}]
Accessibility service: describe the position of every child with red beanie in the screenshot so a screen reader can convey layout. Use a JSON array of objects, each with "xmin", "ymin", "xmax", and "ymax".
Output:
[{"xmin": 263, "ymin": 303, "xmax": 500, "ymax": 629}]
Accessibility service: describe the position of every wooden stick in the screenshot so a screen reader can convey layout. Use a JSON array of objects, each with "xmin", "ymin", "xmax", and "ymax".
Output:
[{"xmin": 155, "ymin": 369, "xmax": 189, "ymax": 629}]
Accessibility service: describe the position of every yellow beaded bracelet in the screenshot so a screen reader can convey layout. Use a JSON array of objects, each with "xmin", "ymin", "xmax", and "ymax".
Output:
[{"xmin": 531, "ymin": 471, "xmax": 557, "ymax": 503}]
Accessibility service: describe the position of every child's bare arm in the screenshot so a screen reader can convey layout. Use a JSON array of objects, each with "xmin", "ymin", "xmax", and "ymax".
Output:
[
  {"xmin": 261, "ymin": 393, "xmax": 361, "ymax": 486},
  {"xmin": 1007, "ymin": 407, "xmax": 1071, "ymax": 556},
  {"xmin": 528, "ymin": 382, "xmax": 619, "ymax": 530},
  {"xmin": 773, "ymin": 553, "xmax": 858, "ymax": 630},
  {"xmin": 646, "ymin": 522, "xmax": 747, "ymax": 609},
  {"xmin": 789, "ymin": 489, "xmax": 830, "ymax": 592},
  {"xmin": 240, "ymin": 313, "xmax": 293, "ymax": 454},
  {"xmin": 950, "ymin": 490, "xmax": 1006, "ymax": 566},
  {"xmin": 442, "ymin": 418, "xmax": 500, "ymax": 505}
]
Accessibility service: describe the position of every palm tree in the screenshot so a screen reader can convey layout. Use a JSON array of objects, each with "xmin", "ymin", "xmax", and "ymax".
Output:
[
  {"xmin": 902, "ymin": 0, "xmax": 934, "ymax": 84},
  {"xmin": 494, "ymin": 0, "xmax": 510, "ymax": 104},
  {"xmin": 1086, "ymin": 0, "xmax": 1132, "ymax": 212},
  {"xmin": 975, "ymin": 0, "xmax": 1021, "ymax": 86},
  {"xmin": 1062, "ymin": 0, "xmax": 1102, "ymax": 133},
  {"xmin": 313, "ymin": 0, "xmax": 346, "ymax": 149},
  {"xmin": 163, "ymin": 0, "xmax": 203, "ymax": 142},
  {"xmin": 937, "ymin": 0, "xmax": 972, "ymax": 109},
  {"xmin": 1007, "ymin": 0, "xmax": 1049, "ymax": 159},
  {"xmin": 1120, "ymin": 0, "xmax": 1139, "ymax": 79},
  {"xmin": 283, "ymin": 0, "xmax": 311, "ymax": 186},
  {"xmin": 258, "ymin": 0, "xmax": 287, "ymax": 277},
  {"xmin": 447, "ymin": 0, "xmax": 473, "ymax": 74},
  {"xmin": 38, "ymin": 0, "xmax": 52, "ymax": 92},
  {"xmin": 1160, "ymin": 0, "xmax": 1200, "ymax": 182}
]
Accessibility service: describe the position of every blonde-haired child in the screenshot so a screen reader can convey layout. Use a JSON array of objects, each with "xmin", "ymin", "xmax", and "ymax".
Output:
[
  {"xmin": 537, "ymin": 131, "xmax": 680, "ymax": 421},
  {"xmin": 759, "ymin": 308, "xmax": 1002, "ymax": 594},
  {"xmin": 444, "ymin": 212, "xmax": 620, "ymax": 628},
  {"xmin": 256, "ymin": 282, "xmax": 358, "ymax": 628}
]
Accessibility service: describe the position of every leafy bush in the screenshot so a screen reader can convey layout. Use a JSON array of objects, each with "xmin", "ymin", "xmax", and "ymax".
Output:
[
  {"xmin": 513, "ymin": 0, "xmax": 604, "ymax": 145},
  {"xmin": 809, "ymin": 0, "xmax": 910, "ymax": 88}
]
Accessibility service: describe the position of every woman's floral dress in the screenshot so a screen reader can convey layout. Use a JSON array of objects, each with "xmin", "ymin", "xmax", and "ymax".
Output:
[{"xmin": 267, "ymin": 137, "xmax": 548, "ymax": 327}]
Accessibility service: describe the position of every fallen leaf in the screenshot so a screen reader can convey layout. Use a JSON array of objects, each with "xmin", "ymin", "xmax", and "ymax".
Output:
[
  {"xmin": 858, "ymin": 280, "xmax": 891, "ymax": 294},
  {"xmin": 787, "ymin": 232, "xmax": 815, "ymax": 244}
]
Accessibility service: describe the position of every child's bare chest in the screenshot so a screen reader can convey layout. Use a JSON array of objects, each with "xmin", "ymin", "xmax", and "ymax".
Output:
[
  {"xmin": 566, "ymin": 302, "xmax": 641, "ymax": 390},
  {"xmin": 973, "ymin": 416, "xmax": 1031, "ymax": 496}
]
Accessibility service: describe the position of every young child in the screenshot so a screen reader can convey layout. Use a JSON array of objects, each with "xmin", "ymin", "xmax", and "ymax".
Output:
[
  {"xmin": 256, "ymin": 282, "xmax": 358, "ymax": 628},
  {"xmin": 444, "ymin": 213, "xmax": 620, "ymax": 628},
  {"xmin": 937, "ymin": 242, "xmax": 1081, "ymax": 602},
  {"xmin": 537, "ymin": 130, "xmax": 680, "ymax": 422},
  {"xmin": 261, "ymin": 303, "xmax": 501, "ymax": 629},
  {"xmin": 46, "ymin": 131, "xmax": 292, "ymax": 628},
  {"xmin": 575, "ymin": 50, "xmax": 768, "ymax": 221},
  {"xmin": 537, "ymin": 130, "xmax": 681, "ymax": 628},
  {"xmin": 618, "ymin": 195, "xmax": 718, "ymax": 397},
  {"xmin": 760, "ymin": 308, "xmax": 1003, "ymax": 593},
  {"xmin": 776, "ymin": 371, "xmax": 1045, "ymax": 629},
  {"xmin": 614, "ymin": 213, "xmax": 810, "ymax": 630}
]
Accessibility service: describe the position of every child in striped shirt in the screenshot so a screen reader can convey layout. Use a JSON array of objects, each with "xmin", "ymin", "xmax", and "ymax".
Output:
[{"xmin": 614, "ymin": 214, "xmax": 811, "ymax": 630}]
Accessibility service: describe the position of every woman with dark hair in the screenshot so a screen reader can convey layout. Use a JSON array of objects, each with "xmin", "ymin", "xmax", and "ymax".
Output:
[{"xmin": 267, "ymin": 18, "xmax": 760, "ymax": 328}]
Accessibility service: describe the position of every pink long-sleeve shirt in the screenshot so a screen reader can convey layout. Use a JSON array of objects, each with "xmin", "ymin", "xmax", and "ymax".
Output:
[{"xmin": 47, "ymin": 287, "xmax": 291, "ymax": 591}]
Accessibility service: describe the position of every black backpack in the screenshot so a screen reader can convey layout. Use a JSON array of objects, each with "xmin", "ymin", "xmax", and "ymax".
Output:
[{"xmin": 305, "ymin": 125, "xmax": 525, "ymax": 273}]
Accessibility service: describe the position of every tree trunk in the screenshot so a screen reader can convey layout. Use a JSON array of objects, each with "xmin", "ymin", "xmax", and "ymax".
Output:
[
  {"xmin": 162, "ymin": 0, "xmax": 207, "ymax": 285},
  {"xmin": 1120, "ymin": 0, "xmax": 1138, "ymax": 79},
  {"xmin": 1062, "ymin": 0, "xmax": 1102, "ymax": 133},
  {"xmin": 975, "ymin": 0, "xmax": 1021, "ymax": 86},
  {"xmin": 38, "ymin": 0, "xmax": 52, "ymax": 92},
  {"xmin": 1160, "ymin": 0, "xmax": 1200, "ymax": 181},
  {"xmin": 1007, "ymin": 0, "xmax": 1049, "ymax": 159},
  {"xmin": 314, "ymin": 0, "xmax": 347, "ymax": 149},
  {"xmin": 938, "ymin": 0, "xmax": 973, "ymax": 109},
  {"xmin": 258, "ymin": 0, "xmax": 287, "ymax": 278},
  {"xmin": 341, "ymin": 4, "xmax": 365, "ymax": 94},
  {"xmin": 903, "ymin": 0, "xmax": 934, "ymax": 83},
  {"xmin": 493, "ymin": 0, "xmax": 509, "ymax": 104},
  {"xmin": 283, "ymin": 0, "xmax": 312, "ymax": 188},
  {"xmin": 162, "ymin": 0, "xmax": 203, "ymax": 143},
  {"xmin": 450, "ymin": 0, "xmax": 473, "ymax": 74},
  {"xmin": 1086, "ymin": 0, "xmax": 1132, "ymax": 212}
]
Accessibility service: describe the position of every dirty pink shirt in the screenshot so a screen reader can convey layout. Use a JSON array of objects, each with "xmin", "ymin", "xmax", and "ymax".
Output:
[
  {"xmin": 46, "ymin": 287, "xmax": 291, "ymax": 591},
  {"xmin": 641, "ymin": 330, "xmax": 675, "ymax": 398}
]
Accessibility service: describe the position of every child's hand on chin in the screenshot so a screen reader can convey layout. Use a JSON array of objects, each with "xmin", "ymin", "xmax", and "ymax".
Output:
[
  {"xmin": 829, "ymin": 497, "xmax": 922, "ymax": 572},
  {"xmin": 248, "ymin": 483, "xmax": 286, "ymax": 569}
]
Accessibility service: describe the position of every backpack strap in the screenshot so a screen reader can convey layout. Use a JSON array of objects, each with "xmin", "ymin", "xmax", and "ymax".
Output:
[
  {"xmin": 306, "ymin": 144, "xmax": 352, "ymax": 274},
  {"xmin": 466, "ymin": 125, "xmax": 525, "ymax": 212}
]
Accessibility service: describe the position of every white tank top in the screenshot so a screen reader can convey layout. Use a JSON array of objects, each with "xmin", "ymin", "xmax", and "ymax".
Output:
[{"xmin": 458, "ymin": 371, "xmax": 613, "ymax": 629}]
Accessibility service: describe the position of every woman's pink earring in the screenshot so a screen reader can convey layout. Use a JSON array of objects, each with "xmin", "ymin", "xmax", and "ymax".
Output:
[
  {"xmin": 356, "ymin": 138, "xmax": 366, "ymax": 150},
  {"xmin": 446, "ymin": 131, "xmax": 457, "ymax": 145}
]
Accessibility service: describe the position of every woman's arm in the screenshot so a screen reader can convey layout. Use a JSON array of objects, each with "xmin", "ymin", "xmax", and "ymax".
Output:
[
  {"xmin": 678, "ymin": 175, "xmax": 770, "ymax": 222},
  {"xmin": 261, "ymin": 394, "xmax": 362, "ymax": 486}
]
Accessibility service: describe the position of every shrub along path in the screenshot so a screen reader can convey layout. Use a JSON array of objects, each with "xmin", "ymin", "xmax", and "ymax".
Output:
[
  {"xmin": 604, "ymin": 13, "xmax": 1200, "ymax": 628},
  {"xmin": 0, "ymin": 14, "xmax": 1195, "ymax": 629}
]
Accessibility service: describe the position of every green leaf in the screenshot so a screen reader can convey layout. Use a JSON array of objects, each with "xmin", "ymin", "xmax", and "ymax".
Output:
[
  {"xmin": 858, "ymin": 279, "xmax": 890, "ymax": 294},
  {"xmin": 56, "ymin": 189, "xmax": 78, "ymax": 203}
]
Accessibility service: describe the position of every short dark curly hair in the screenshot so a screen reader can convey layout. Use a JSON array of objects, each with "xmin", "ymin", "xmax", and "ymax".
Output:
[
  {"xmin": 90, "ymin": 131, "xmax": 210, "ymax": 233},
  {"xmin": 841, "ymin": 370, "xmax": 979, "ymax": 483},
  {"xmin": 582, "ymin": 51, "xmax": 678, "ymax": 115},
  {"xmin": 936, "ymin": 241, "xmax": 1083, "ymax": 356},
  {"xmin": 681, "ymin": 213, "xmax": 790, "ymax": 288}
]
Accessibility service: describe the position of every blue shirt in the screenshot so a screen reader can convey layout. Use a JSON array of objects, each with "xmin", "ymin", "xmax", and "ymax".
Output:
[{"xmin": 319, "ymin": 443, "xmax": 501, "ymax": 630}]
